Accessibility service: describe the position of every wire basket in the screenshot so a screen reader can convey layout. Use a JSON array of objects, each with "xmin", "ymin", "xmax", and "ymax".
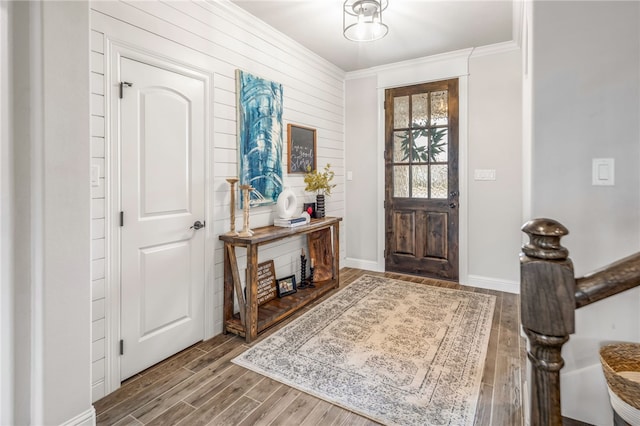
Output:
[{"xmin": 600, "ymin": 343, "xmax": 640, "ymax": 410}]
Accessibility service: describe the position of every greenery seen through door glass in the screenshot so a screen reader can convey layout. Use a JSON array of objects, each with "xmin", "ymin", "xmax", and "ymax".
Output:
[{"xmin": 396, "ymin": 127, "xmax": 447, "ymax": 163}]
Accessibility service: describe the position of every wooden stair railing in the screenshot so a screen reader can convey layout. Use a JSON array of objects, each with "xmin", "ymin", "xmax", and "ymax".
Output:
[{"xmin": 520, "ymin": 218, "xmax": 640, "ymax": 426}]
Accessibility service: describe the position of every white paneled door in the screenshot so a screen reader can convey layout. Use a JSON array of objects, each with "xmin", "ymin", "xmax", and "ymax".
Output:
[{"xmin": 119, "ymin": 57, "xmax": 205, "ymax": 380}]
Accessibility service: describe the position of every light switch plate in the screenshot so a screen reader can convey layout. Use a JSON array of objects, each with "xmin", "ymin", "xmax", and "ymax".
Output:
[
  {"xmin": 346, "ymin": 171, "xmax": 353, "ymax": 181},
  {"xmin": 592, "ymin": 158, "xmax": 614, "ymax": 186}
]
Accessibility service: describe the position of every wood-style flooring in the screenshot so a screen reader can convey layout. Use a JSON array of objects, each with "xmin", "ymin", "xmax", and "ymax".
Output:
[{"xmin": 94, "ymin": 268, "xmax": 526, "ymax": 426}]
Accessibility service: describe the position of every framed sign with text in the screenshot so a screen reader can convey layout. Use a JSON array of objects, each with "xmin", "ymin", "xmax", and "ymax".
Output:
[
  {"xmin": 256, "ymin": 260, "xmax": 277, "ymax": 305},
  {"xmin": 287, "ymin": 124, "xmax": 316, "ymax": 174}
]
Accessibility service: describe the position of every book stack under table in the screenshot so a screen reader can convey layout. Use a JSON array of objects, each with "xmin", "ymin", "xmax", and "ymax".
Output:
[{"xmin": 274, "ymin": 216, "xmax": 306, "ymax": 228}]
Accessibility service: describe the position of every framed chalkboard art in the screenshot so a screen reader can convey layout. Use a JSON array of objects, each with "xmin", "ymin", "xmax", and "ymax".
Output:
[{"xmin": 287, "ymin": 124, "xmax": 316, "ymax": 174}]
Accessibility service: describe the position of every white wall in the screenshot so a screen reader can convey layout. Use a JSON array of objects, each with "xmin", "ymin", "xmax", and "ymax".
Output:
[
  {"xmin": 531, "ymin": 2, "xmax": 640, "ymax": 424},
  {"xmin": 11, "ymin": 2, "xmax": 33, "ymax": 422},
  {"xmin": 90, "ymin": 0, "xmax": 345, "ymax": 400},
  {"xmin": 345, "ymin": 76, "xmax": 379, "ymax": 268},
  {"xmin": 4, "ymin": 1, "xmax": 93, "ymax": 424},
  {"xmin": 468, "ymin": 49, "xmax": 522, "ymax": 286},
  {"xmin": 41, "ymin": 2, "xmax": 92, "ymax": 423},
  {"xmin": 343, "ymin": 46, "xmax": 523, "ymax": 292}
]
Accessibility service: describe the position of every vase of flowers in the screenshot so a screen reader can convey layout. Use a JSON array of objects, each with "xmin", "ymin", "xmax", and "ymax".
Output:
[{"xmin": 303, "ymin": 163, "xmax": 336, "ymax": 219}]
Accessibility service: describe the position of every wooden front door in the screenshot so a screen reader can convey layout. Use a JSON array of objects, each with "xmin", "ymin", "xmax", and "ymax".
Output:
[{"xmin": 384, "ymin": 79, "xmax": 459, "ymax": 280}]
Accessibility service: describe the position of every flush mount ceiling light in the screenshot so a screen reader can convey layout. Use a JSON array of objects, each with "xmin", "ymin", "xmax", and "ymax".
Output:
[{"xmin": 343, "ymin": 0, "xmax": 389, "ymax": 42}]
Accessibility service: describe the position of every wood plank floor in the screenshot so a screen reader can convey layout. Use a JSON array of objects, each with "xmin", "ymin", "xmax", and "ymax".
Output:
[{"xmin": 94, "ymin": 268, "xmax": 526, "ymax": 426}]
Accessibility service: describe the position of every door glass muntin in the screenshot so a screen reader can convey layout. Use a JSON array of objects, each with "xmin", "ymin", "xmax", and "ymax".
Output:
[{"xmin": 392, "ymin": 90, "xmax": 449, "ymax": 199}]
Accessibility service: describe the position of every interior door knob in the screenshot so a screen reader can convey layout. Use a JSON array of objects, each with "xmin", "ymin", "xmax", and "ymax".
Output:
[{"xmin": 190, "ymin": 220, "xmax": 205, "ymax": 230}]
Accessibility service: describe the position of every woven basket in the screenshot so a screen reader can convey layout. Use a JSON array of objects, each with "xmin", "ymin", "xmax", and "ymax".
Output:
[{"xmin": 600, "ymin": 343, "xmax": 640, "ymax": 410}]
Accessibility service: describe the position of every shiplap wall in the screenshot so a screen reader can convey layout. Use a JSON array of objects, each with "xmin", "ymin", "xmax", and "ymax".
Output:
[
  {"xmin": 90, "ymin": 28, "xmax": 107, "ymax": 401},
  {"xmin": 89, "ymin": 0, "xmax": 345, "ymax": 401}
]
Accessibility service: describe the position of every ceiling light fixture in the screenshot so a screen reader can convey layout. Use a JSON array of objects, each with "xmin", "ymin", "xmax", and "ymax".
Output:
[{"xmin": 343, "ymin": 0, "xmax": 389, "ymax": 42}]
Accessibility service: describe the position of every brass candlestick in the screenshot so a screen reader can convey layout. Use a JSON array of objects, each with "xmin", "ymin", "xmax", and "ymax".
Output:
[
  {"xmin": 238, "ymin": 184, "xmax": 254, "ymax": 237},
  {"xmin": 226, "ymin": 177, "xmax": 239, "ymax": 234}
]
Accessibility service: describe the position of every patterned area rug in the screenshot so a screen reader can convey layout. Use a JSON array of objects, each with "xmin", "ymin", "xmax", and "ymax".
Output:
[{"xmin": 233, "ymin": 274, "xmax": 496, "ymax": 426}]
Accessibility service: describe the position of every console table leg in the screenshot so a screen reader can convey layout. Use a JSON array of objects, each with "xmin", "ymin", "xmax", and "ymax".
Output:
[
  {"xmin": 245, "ymin": 244, "xmax": 259, "ymax": 342},
  {"xmin": 332, "ymin": 223, "xmax": 340, "ymax": 285},
  {"xmin": 223, "ymin": 242, "xmax": 234, "ymax": 333},
  {"xmin": 226, "ymin": 245, "xmax": 246, "ymax": 326}
]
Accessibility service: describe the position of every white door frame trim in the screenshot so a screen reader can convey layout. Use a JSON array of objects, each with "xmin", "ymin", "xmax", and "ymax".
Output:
[
  {"xmin": 29, "ymin": 2, "xmax": 45, "ymax": 421},
  {"xmin": 105, "ymin": 40, "xmax": 214, "ymax": 393},
  {"xmin": 0, "ymin": 3, "xmax": 13, "ymax": 422},
  {"xmin": 348, "ymin": 48, "xmax": 473, "ymax": 283}
]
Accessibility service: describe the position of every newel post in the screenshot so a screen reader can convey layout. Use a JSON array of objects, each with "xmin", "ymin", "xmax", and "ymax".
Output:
[{"xmin": 520, "ymin": 219, "xmax": 576, "ymax": 426}]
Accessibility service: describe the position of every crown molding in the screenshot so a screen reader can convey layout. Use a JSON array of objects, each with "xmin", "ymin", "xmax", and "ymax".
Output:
[
  {"xmin": 345, "ymin": 47, "xmax": 474, "ymax": 81},
  {"xmin": 471, "ymin": 40, "xmax": 520, "ymax": 58},
  {"xmin": 345, "ymin": 39, "xmax": 521, "ymax": 81}
]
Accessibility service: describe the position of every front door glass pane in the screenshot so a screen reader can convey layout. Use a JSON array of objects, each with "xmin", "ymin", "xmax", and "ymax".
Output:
[
  {"xmin": 413, "ymin": 131, "xmax": 429, "ymax": 163},
  {"xmin": 411, "ymin": 93, "xmax": 429, "ymax": 127},
  {"xmin": 412, "ymin": 165, "xmax": 429, "ymax": 198},
  {"xmin": 431, "ymin": 91, "xmax": 448, "ymax": 126},
  {"xmin": 430, "ymin": 165, "xmax": 448, "ymax": 198},
  {"xmin": 394, "ymin": 131, "xmax": 410, "ymax": 162},
  {"xmin": 393, "ymin": 166, "xmax": 409, "ymax": 197},
  {"xmin": 394, "ymin": 96, "xmax": 409, "ymax": 129},
  {"xmin": 430, "ymin": 128, "xmax": 448, "ymax": 163}
]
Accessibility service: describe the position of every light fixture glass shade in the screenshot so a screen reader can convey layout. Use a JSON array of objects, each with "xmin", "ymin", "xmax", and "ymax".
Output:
[{"xmin": 343, "ymin": 0, "xmax": 389, "ymax": 42}]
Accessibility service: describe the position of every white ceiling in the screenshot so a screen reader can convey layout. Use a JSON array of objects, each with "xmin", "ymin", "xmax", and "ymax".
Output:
[{"xmin": 230, "ymin": 0, "xmax": 515, "ymax": 72}]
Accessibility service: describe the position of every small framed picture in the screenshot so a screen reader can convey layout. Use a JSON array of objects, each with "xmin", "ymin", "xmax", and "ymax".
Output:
[
  {"xmin": 303, "ymin": 202, "xmax": 316, "ymax": 219},
  {"xmin": 276, "ymin": 275, "xmax": 297, "ymax": 297}
]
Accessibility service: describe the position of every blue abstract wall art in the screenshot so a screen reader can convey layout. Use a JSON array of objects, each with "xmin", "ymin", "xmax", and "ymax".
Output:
[{"xmin": 236, "ymin": 70, "xmax": 283, "ymax": 208}]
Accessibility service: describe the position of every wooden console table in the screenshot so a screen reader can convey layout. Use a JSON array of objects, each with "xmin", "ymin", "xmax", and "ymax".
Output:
[{"xmin": 219, "ymin": 217, "xmax": 342, "ymax": 342}]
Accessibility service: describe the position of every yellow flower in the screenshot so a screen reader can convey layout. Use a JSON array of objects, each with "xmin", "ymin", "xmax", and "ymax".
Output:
[{"xmin": 303, "ymin": 164, "xmax": 336, "ymax": 196}]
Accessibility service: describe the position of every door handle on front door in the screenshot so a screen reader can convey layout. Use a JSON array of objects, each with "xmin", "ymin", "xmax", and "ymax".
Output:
[
  {"xmin": 190, "ymin": 221, "xmax": 205, "ymax": 230},
  {"xmin": 449, "ymin": 191, "xmax": 458, "ymax": 209}
]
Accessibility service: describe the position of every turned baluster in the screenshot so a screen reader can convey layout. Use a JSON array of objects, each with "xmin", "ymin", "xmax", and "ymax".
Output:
[{"xmin": 520, "ymin": 218, "xmax": 575, "ymax": 426}]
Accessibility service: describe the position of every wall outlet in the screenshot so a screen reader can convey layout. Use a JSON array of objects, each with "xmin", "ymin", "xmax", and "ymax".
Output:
[{"xmin": 474, "ymin": 169, "xmax": 496, "ymax": 181}]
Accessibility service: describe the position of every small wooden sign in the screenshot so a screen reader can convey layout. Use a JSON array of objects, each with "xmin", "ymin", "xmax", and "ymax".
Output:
[{"xmin": 256, "ymin": 260, "xmax": 277, "ymax": 305}]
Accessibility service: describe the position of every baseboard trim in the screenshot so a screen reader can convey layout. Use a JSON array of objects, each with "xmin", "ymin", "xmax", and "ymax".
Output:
[
  {"xmin": 341, "ymin": 263, "xmax": 519, "ymax": 294},
  {"xmin": 467, "ymin": 275, "xmax": 519, "ymax": 294},
  {"xmin": 60, "ymin": 407, "xmax": 95, "ymax": 426},
  {"xmin": 343, "ymin": 257, "xmax": 383, "ymax": 272}
]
